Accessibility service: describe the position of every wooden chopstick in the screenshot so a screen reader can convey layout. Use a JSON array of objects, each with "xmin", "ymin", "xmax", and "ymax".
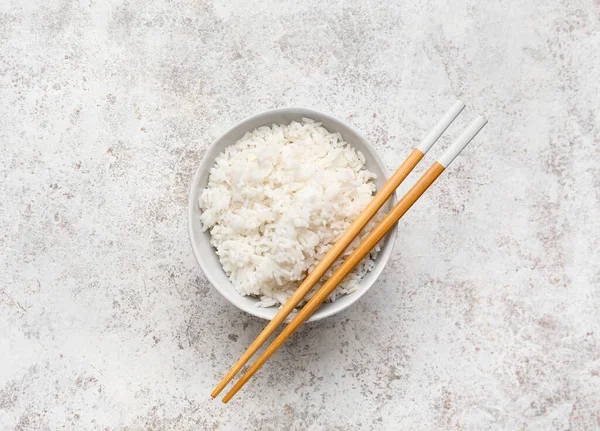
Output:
[
  {"xmin": 210, "ymin": 101, "xmax": 466, "ymax": 398},
  {"xmin": 221, "ymin": 115, "xmax": 488, "ymax": 403}
]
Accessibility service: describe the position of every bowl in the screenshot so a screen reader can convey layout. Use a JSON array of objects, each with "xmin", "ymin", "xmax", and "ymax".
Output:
[{"xmin": 188, "ymin": 108, "xmax": 397, "ymax": 322}]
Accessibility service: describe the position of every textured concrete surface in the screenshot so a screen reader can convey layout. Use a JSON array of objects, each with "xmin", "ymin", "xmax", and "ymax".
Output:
[{"xmin": 1, "ymin": 0, "xmax": 599, "ymax": 429}]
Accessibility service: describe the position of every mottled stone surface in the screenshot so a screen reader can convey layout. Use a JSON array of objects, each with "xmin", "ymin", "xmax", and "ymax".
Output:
[{"xmin": 1, "ymin": 0, "xmax": 599, "ymax": 429}]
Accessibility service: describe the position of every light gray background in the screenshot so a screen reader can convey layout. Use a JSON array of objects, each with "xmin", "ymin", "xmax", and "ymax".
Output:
[{"xmin": 1, "ymin": 0, "xmax": 599, "ymax": 430}]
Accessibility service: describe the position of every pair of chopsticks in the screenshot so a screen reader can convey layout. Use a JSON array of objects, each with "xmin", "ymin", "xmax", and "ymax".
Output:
[{"xmin": 213, "ymin": 100, "xmax": 487, "ymax": 403}]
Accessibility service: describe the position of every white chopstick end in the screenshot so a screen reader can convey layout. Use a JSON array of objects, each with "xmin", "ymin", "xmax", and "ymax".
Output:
[
  {"xmin": 437, "ymin": 115, "xmax": 487, "ymax": 168},
  {"xmin": 417, "ymin": 100, "xmax": 466, "ymax": 155}
]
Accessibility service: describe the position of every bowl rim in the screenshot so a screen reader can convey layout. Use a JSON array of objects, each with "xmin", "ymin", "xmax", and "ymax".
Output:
[{"xmin": 187, "ymin": 107, "xmax": 397, "ymax": 322}]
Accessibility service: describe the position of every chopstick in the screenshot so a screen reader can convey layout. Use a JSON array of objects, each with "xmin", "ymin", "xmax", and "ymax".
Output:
[
  {"xmin": 222, "ymin": 115, "xmax": 488, "ymax": 403},
  {"xmin": 210, "ymin": 100, "xmax": 466, "ymax": 398}
]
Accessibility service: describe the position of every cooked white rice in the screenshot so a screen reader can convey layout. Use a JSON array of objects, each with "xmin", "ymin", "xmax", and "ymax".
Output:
[{"xmin": 198, "ymin": 118, "xmax": 383, "ymax": 307}]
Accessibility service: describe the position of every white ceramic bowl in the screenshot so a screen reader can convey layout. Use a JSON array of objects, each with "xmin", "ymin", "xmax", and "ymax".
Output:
[{"xmin": 188, "ymin": 108, "xmax": 396, "ymax": 322}]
